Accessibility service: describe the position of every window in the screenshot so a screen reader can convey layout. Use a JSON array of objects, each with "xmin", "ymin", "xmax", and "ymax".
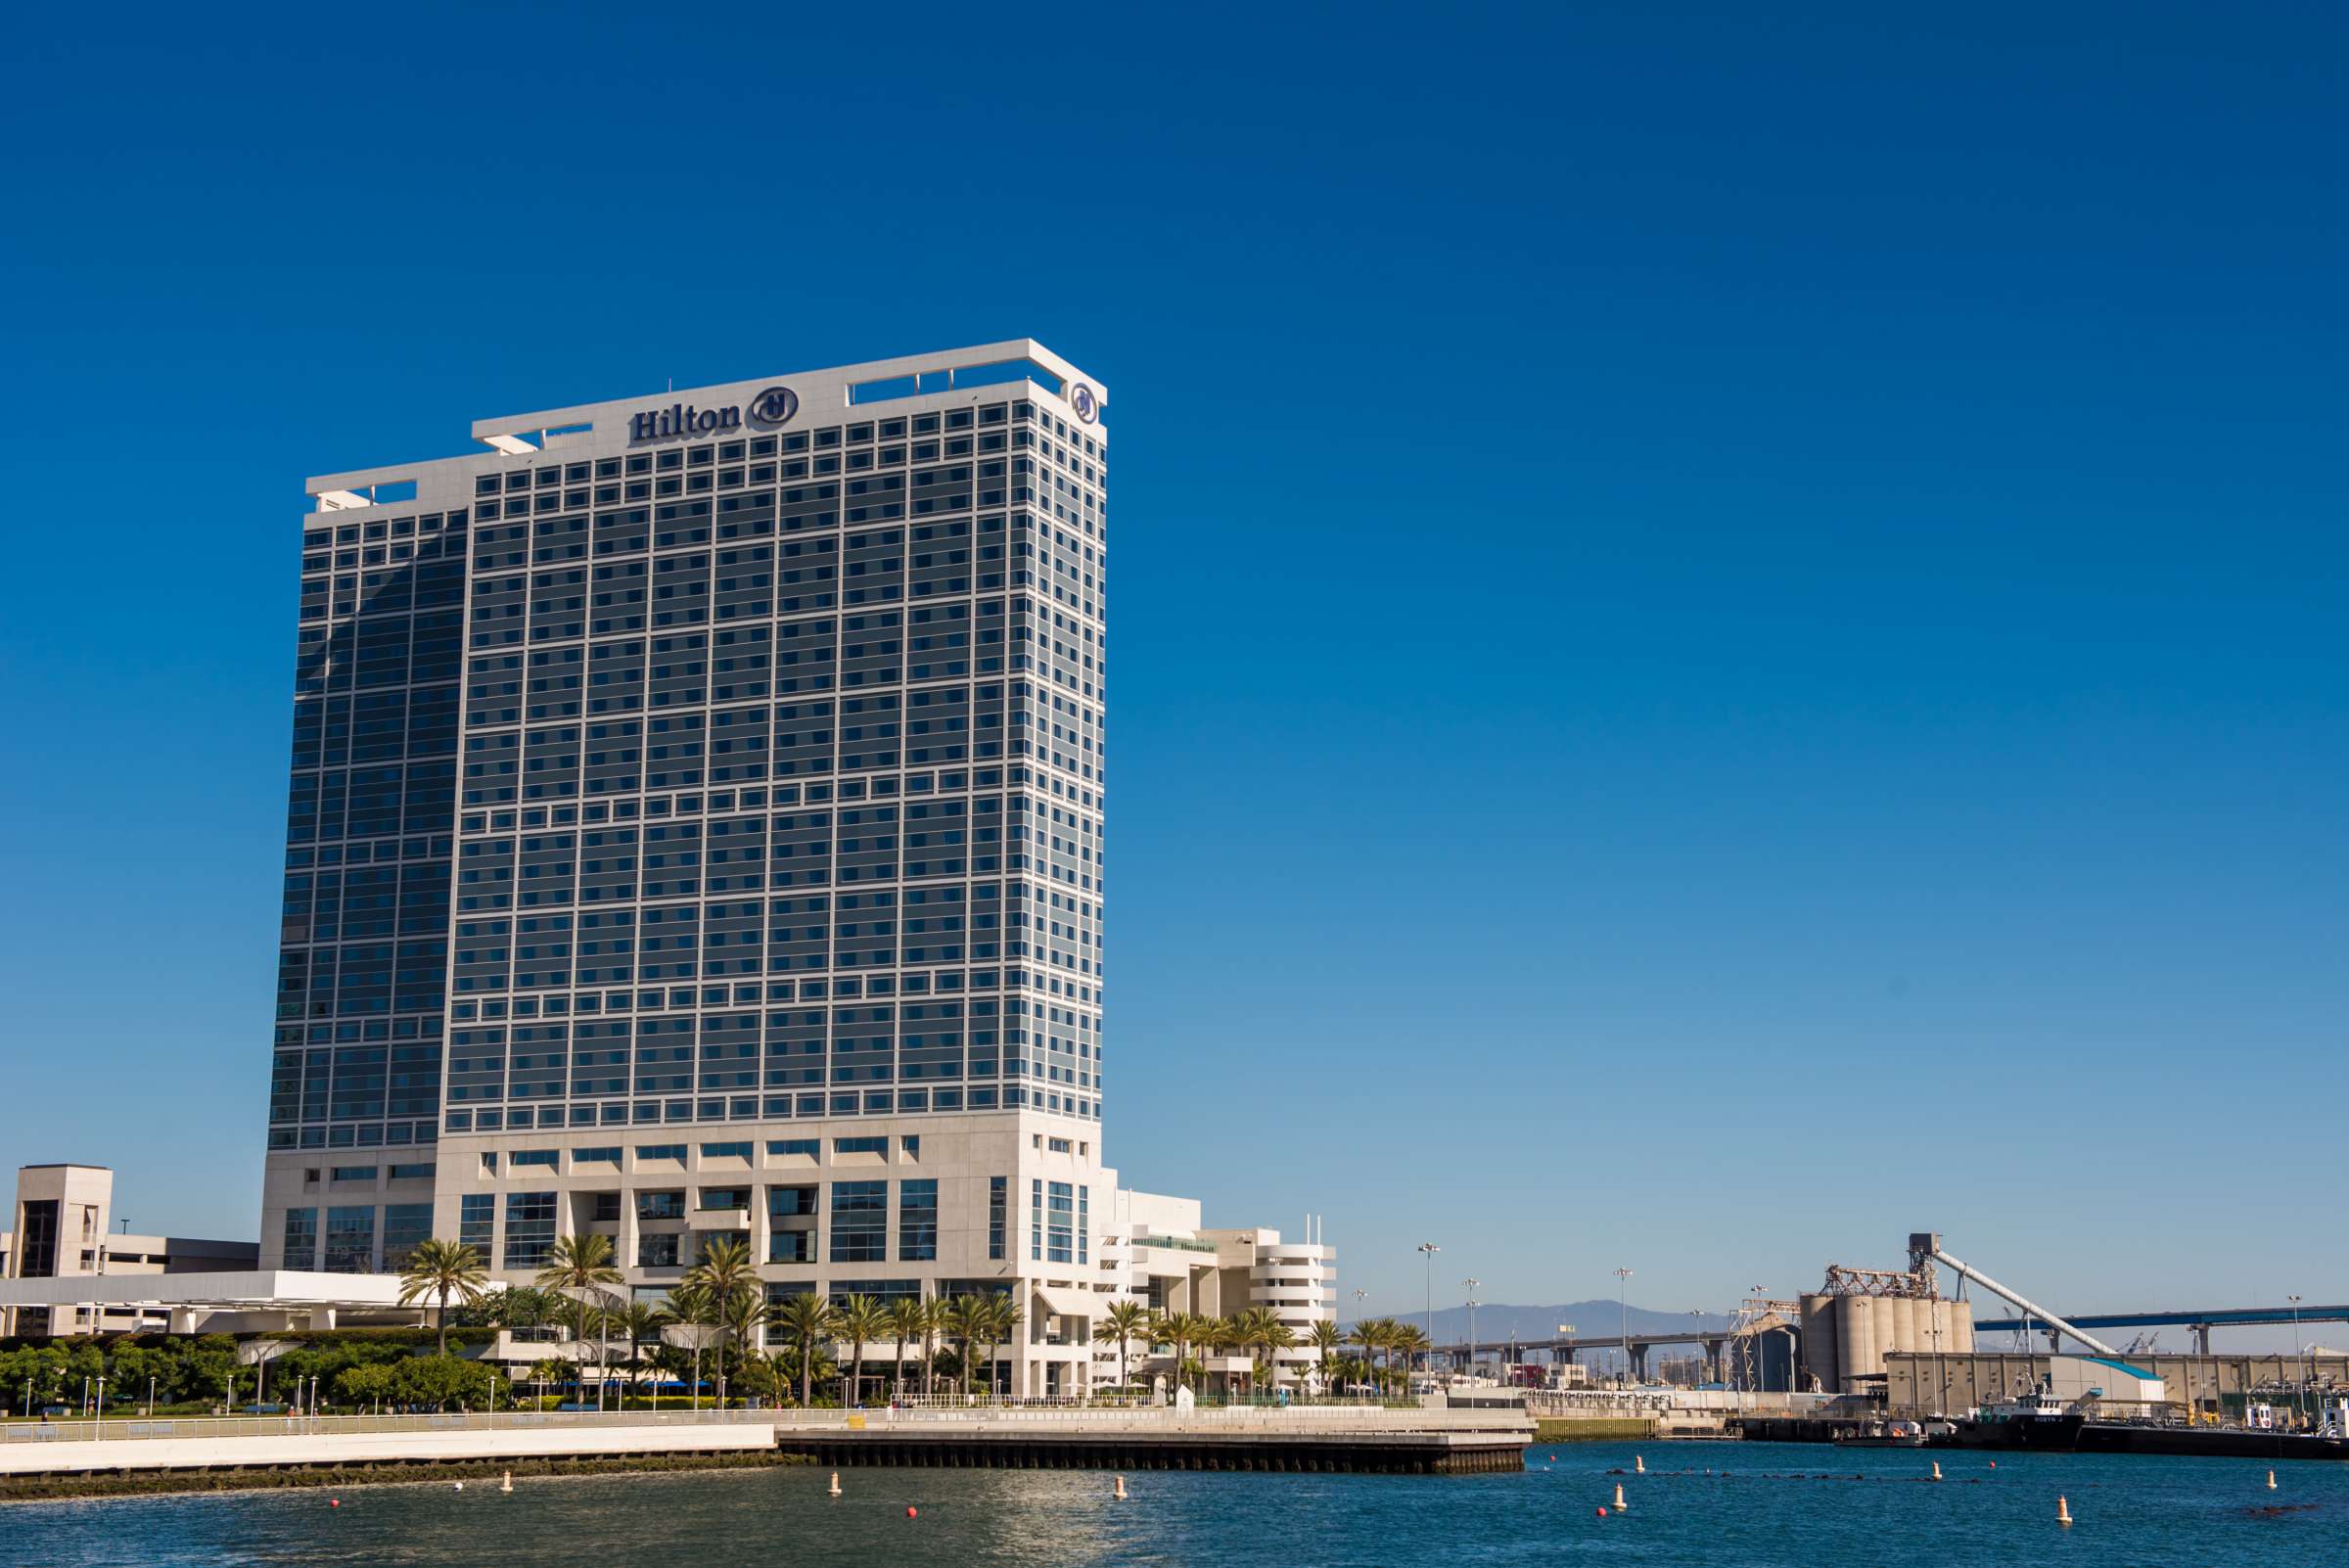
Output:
[
  {"xmin": 898, "ymin": 1178, "xmax": 938, "ymax": 1262},
  {"xmin": 833, "ymin": 1136, "xmax": 887, "ymax": 1157},
  {"xmin": 324, "ymin": 1206, "xmax": 376, "ymax": 1272},
  {"xmin": 389, "ymin": 1162, "xmax": 438, "ymax": 1180},
  {"xmin": 828, "ymin": 1278, "xmax": 920, "ymax": 1306},
  {"xmin": 511, "ymin": 1149, "xmax": 559, "ymax": 1169},
  {"xmin": 769, "ymin": 1229, "xmax": 813, "ymax": 1263},
  {"xmin": 1035, "ymin": 1179, "xmax": 1077, "ymax": 1264},
  {"xmin": 591, "ymin": 1192, "xmax": 622, "ymax": 1222},
  {"xmin": 638, "ymin": 1232, "xmax": 680, "ymax": 1268},
  {"xmin": 382, "ymin": 1203, "xmax": 433, "ymax": 1269},
  {"xmin": 767, "ymin": 1138, "xmax": 817, "ymax": 1158},
  {"xmin": 1048, "ymin": 1137, "xmax": 1072, "ymax": 1154},
  {"xmin": 701, "ymin": 1140, "xmax": 753, "ymax": 1161},
  {"xmin": 898, "ymin": 1135, "xmax": 920, "ymax": 1160},
  {"xmin": 573, "ymin": 1147, "xmax": 620, "ymax": 1167},
  {"xmin": 700, "ymin": 1186, "xmax": 751, "ymax": 1211},
  {"xmin": 331, "ymin": 1166, "xmax": 378, "ymax": 1182},
  {"xmin": 502, "ymin": 1192, "xmax": 556, "ymax": 1268},
  {"xmin": 988, "ymin": 1176, "xmax": 1006, "ymax": 1260},
  {"xmin": 458, "ymin": 1194, "xmax": 493, "ymax": 1253},
  {"xmin": 282, "ymin": 1207, "xmax": 319, "ymax": 1268},
  {"xmin": 767, "ymin": 1184, "xmax": 817, "ymax": 1218},
  {"xmin": 636, "ymin": 1190, "xmax": 685, "ymax": 1220},
  {"xmin": 636, "ymin": 1143, "xmax": 686, "ymax": 1164},
  {"xmin": 829, "ymin": 1179, "xmax": 887, "ymax": 1262}
]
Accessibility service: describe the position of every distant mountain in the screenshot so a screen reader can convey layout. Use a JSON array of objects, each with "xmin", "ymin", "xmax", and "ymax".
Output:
[{"xmin": 1344, "ymin": 1300, "xmax": 1733, "ymax": 1343}]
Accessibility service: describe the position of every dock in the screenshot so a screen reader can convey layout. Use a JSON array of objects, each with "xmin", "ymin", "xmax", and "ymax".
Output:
[{"xmin": 776, "ymin": 1408, "xmax": 1533, "ymax": 1474}]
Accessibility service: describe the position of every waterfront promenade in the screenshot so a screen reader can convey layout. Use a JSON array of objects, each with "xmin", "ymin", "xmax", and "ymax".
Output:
[{"xmin": 0, "ymin": 1406, "xmax": 1533, "ymax": 1481}]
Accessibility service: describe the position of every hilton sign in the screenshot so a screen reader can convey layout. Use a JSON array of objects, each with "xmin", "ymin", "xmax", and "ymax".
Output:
[{"xmin": 629, "ymin": 385, "xmax": 799, "ymax": 442}]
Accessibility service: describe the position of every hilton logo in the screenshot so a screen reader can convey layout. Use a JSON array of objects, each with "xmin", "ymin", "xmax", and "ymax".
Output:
[
  {"xmin": 748, "ymin": 386, "xmax": 800, "ymax": 427},
  {"xmin": 1071, "ymin": 383, "xmax": 1098, "ymax": 424},
  {"xmin": 628, "ymin": 385, "xmax": 799, "ymax": 442}
]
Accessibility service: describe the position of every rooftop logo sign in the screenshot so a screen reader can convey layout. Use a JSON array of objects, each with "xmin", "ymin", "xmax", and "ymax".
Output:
[
  {"xmin": 1071, "ymin": 383, "xmax": 1098, "ymax": 424},
  {"xmin": 628, "ymin": 385, "xmax": 799, "ymax": 442}
]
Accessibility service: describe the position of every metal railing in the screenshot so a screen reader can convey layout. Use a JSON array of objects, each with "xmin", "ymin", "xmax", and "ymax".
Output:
[{"xmin": 0, "ymin": 1407, "xmax": 774, "ymax": 1445}]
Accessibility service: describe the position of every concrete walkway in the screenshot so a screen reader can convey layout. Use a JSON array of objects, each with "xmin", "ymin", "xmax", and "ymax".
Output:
[{"xmin": 0, "ymin": 1421, "xmax": 770, "ymax": 1476}]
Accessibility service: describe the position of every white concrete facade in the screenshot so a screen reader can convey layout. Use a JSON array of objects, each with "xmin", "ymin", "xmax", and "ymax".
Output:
[{"xmin": 1, "ymin": 1167, "xmax": 258, "ymax": 1338}]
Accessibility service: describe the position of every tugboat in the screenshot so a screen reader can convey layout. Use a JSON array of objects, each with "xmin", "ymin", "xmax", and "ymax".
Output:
[{"xmin": 1955, "ymin": 1378, "xmax": 2086, "ymax": 1450}]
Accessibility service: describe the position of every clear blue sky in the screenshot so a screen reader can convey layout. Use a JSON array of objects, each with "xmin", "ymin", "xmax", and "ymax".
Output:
[{"xmin": 2, "ymin": 4, "xmax": 2342, "ymax": 1326}]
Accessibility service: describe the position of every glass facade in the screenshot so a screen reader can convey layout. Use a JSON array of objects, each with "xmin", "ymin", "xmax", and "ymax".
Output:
[{"xmin": 268, "ymin": 360, "xmax": 1109, "ymax": 1163}]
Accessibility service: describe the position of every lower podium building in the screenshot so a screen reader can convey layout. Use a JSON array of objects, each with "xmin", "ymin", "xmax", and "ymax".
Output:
[{"xmin": 248, "ymin": 343, "xmax": 1334, "ymax": 1394}]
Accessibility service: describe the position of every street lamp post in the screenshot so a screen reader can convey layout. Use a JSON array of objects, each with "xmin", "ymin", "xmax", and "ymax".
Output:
[
  {"xmin": 1463, "ymin": 1278, "xmax": 1481, "ymax": 1383},
  {"xmin": 1351, "ymin": 1288, "xmax": 1368, "ymax": 1401},
  {"xmin": 95, "ymin": 1377, "xmax": 105, "ymax": 1438},
  {"xmin": 1415, "ymin": 1243, "xmax": 1440, "ymax": 1386},
  {"xmin": 2287, "ymin": 1295, "xmax": 2306, "ymax": 1424},
  {"xmin": 1613, "ymin": 1268, "xmax": 1634, "ymax": 1389}
]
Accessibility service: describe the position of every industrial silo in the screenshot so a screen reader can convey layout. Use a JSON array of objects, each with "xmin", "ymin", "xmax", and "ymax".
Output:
[
  {"xmin": 1950, "ymin": 1300, "xmax": 1975, "ymax": 1354},
  {"xmin": 1800, "ymin": 1294, "xmax": 1839, "ymax": 1394},
  {"xmin": 1837, "ymin": 1293, "xmax": 1877, "ymax": 1386},
  {"xmin": 1873, "ymin": 1297, "xmax": 1902, "ymax": 1375}
]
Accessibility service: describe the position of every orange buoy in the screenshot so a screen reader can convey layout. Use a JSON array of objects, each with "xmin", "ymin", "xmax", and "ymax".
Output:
[{"xmin": 2056, "ymin": 1495, "xmax": 2072, "ymax": 1526}]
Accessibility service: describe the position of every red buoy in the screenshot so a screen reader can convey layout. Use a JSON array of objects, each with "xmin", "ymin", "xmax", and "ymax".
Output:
[
  {"xmin": 1596, "ymin": 1506, "xmax": 1608, "ymax": 1518},
  {"xmin": 330, "ymin": 1499, "xmax": 341, "ymax": 1508},
  {"xmin": 906, "ymin": 1506, "xmax": 918, "ymax": 1518}
]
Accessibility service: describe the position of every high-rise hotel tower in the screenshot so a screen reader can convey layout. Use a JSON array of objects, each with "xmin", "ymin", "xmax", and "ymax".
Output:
[{"xmin": 262, "ymin": 343, "xmax": 1117, "ymax": 1391}]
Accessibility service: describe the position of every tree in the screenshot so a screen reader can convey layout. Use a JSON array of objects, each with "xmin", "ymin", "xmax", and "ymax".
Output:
[
  {"xmin": 682, "ymin": 1236, "xmax": 760, "ymax": 1394},
  {"xmin": 1309, "ymin": 1320, "xmax": 1343, "ymax": 1394},
  {"xmin": 667, "ymin": 1282, "xmax": 716, "ymax": 1406},
  {"xmin": 916, "ymin": 1296, "xmax": 946, "ymax": 1397},
  {"xmin": 1101, "ymin": 1301, "xmax": 1150, "ymax": 1397},
  {"xmin": 1349, "ymin": 1317, "xmax": 1394, "ymax": 1393},
  {"xmin": 716, "ymin": 1287, "xmax": 769, "ymax": 1404},
  {"xmin": 1235, "ymin": 1307, "xmax": 1293, "ymax": 1393},
  {"xmin": 973, "ymin": 1293, "xmax": 1023, "ymax": 1402},
  {"xmin": 883, "ymin": 1298, "xmax": 926, "ymax": 1401},
  {"xmin": 940, "ymin": 1296, "xmax": 987, "ymax": 1397},
  {"xmin": 535, "ymin": 1233, "xmax": 624, "ymax": 1408},
  {"xmin": 530, "ymin": 1357, "xmax": 569, "ymax": 1408},
  {"xmin": 770, "ymin": 1293, "xmax": 838, "ymax": 1408},
  {"xmin": 833, "ymin": 1293, "xmax": 888, "ymax": 1407},
  {"xmin": 397, "ymin": 1239, "xmax": 488, "ymax": 1356},
  {"xmin": 614, "ymin": 1301, "xmax": 668, "ymax": 1407}
]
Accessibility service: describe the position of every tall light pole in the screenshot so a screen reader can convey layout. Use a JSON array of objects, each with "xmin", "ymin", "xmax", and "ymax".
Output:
[
  {"xmin": 2287, "ymin": 1295, "xmax": 2306, "ymax": 1423},
  {"xmin": 1351, "ymin": 1288, "xmax": 1369, "ymax": 1401},
  {"xmin": 1416, "ymin": 1242, "xmax": 1440, "ymax": 1384},
  {"xmin": 1613, "ymin": 1268, "xmax": 1634, "ymax": 1388},
  {"xmin": 1463, "ymin": 1279, "xmax": 1481, "ymax": 1383}
]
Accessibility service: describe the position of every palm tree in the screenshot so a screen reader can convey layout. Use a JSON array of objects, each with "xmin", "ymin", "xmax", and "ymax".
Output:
[
  {"xmin": 1392, "ymin": 1322, "xmax": 1431, "ymax": 1385},
  {"xmin": 1101, "ymin": 1301, "xmax": 1150, "ymax": 1397},
  {"xmin": 1163, "ymin": 1312, "xmax": 1204, "ymax": 1392},
  {"xmin": 715, "ymin": 1286, "xmax": 767, "ymax": 1405},
  {"xmin": 1233, "ymin": 1307, "xmax": 1294, "ymax": 1393},
  {"xmin": 682, "ymin": 1236, "xmax": 760, "ymax": 1393},
  {"xmin": 613, "ymin": 1301, "xmax": 668, "ymax": 1408},
  {"xmin": 975, "ymin": 1293, "xmax": 1023, "ymax": 1402},
  {"xmin": 529, "ymin": 1356, "xmax": 568, "ymax": 1408},
  {"xmin": 535, "ymin": 1233, "xmax": 623, "ymax": 1408},
  {"xmin": 397, "ymin": 1238, "xmax": 487, "ymax": 1356},
  {"xmin": 911, "ymin": 1297, "xmax": 942, "ymax": 1398},
  {"xmin": 940, "ymin": 1295, "xmax": 986, "ymax": 1397},
  {"xmin": 770, "ymin": 1293, "xmax": 837, "ymax": 1407},
  {"xmin": 667, "ymin": 1282, "xmax": 716, "ymax": 1406},
  {"xmin": 1309, "ymin": 1320, "xmax": 1343, "ymax": 1394},
  {"xmin": 1349, "ymin": 1317, "xmax": 1393, "ymax": 1393},
  {"xmin": 831, "ymin": 1293, "xmax": 888, "ymax": 1407},
  {"xmin": 882, "ymin": 1298, "xmax": 925, "ymax": 1402}
]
